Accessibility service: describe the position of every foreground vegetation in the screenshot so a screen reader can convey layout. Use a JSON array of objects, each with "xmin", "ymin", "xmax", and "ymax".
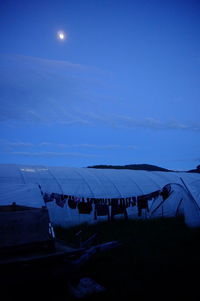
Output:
[
  {"xmin": 3, "ymin": 217, "xmax": 200, "ymax": 300},
  {"xmin": 54, "ymin": 217, "xmax": 200, "ymax": 300}
]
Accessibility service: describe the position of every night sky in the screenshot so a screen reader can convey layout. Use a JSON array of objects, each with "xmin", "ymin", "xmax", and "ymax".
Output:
[{"xmin": 0, "ymin": 0, "xmax": 199, "ymax": 171}]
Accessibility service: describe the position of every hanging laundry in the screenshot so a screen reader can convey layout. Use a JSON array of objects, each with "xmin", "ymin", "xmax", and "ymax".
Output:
[
  {"xmin": 86, "ymin": 197, "xmax": 93, "ymax": 204},
  {"xmin": 137, "ymin": 196, "xmax": 149, "ymax": 216},
  {"xmin": 87, "ymin": 198, "xmax": 93, "ymax": 204},
  {"xmin": 75, "ymin": 197, "xmax": 81, "ymax": 202},
  {"xmin": 54, "ymin": 193, "xmax": 61, "ymax": 201},
  {"xmin": 43, "ymin": 193, "xmax": 51, "ymax": 203},
  {"xmin": 131, "ymin": 197, "xmax": 136, "ymax": 206},
  {"xmin": 150, "ymin": 190, "xmax": 160, "ymax": 199},
  {"xmin": 78, "ymin": 201, "xmax": 93, "ymax": 214},
  {"xmin": 93, "ymin": 198, "xmax": 99, "ymax": 205},
  {"xmin": 160, "ymin": 184, "xmax": 171, "ymax": 200},
  {"xmin": 68, "ymin": 196, "xmax": 77, "ymax": 209},
  {"xmin": 56, "ymin": 197, "xmax": 66, "ymax": 208},
  {"xmin": 111, "ymin": 204, "xmax": 128, "ymax": 221},
  {"xmin": 50, "ymin": 192, "xmax": 56, "ymax": 202},
  {"xmin": 111, "ymin": 198, "xmax": 118, "ymax": 206},
  {"xmin": 94, "ymin": 204, "xmax": 110, "ymax": 220}
]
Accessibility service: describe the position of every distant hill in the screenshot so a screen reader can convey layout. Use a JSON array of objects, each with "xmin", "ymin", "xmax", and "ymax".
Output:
[
  {"xmin": 87, "ymin": 164, "xmax": 173, "ymax": 172},
  {"xmin": 187, "ymin": 166, "xmax": 200, "ymax": 173}
]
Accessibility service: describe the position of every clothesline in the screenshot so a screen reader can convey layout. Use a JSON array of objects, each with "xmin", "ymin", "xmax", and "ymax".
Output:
[
  {"xmin": 42, "ymin": 189, "xmax": 160, "ymax": 205},
  {"xmin": 39, "ymin": 186, "xmax": 161, "ymax": 218}
]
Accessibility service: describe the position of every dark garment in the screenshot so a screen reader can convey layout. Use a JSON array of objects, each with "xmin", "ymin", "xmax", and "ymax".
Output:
[
  {"xmin": 151, "ymin": 190, "xmax": 160, "ymax": 199},
  {"xmin": 111, "ymin": 204, "xmax": 128, "ymax": 220},
  {"xmin": 68, "ymin": 198, "xmax": 77, "ymax": 209},
  {"xmin": 111, "ymin": 198, "xmax": 118, "ymax": 206},
  {"xmin": 137, "ymin": 196, "xmax": 149, "ymax": 216},
  {"xmin": 56, "ymin": 198, "xmax": 66, "ymax": 208},
  {"xmin": 54, "ymin": 193, "xmax": 61, "ymax": 201},
  {"xmin": 137, "ymin": 197, "xmax": 149, "ymax": 209},
  {"xmin": 43, "ymin": 193, "xmax": 52, "ymax": 203},
  {"xmin": 78, "ymin": 202, "xmax": 93, "ymax": 214},
  {"xmin": 160, "ymin": 184, "xmax": 171, "ymax": 201},
  {"xmin": 93, "ymin": 198, "xmax": 99, "ymax": 205},
  {"xmin": 94, "ymin": 204, "xmax": 110, "ymax": 220},
  {"xmin": 50, "ymin": 193, "xmax": 56, "ymax": 202}
]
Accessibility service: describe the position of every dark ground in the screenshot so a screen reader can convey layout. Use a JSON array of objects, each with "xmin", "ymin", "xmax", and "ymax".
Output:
[{"xmin": 1, "ymin": 217, "xmax": 200, "ymax": 301}]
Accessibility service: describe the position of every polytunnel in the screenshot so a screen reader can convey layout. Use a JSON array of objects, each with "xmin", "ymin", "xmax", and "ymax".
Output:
[{"xmin": 0, "ymin": 164, "xmax": 200, "ymax": 227}]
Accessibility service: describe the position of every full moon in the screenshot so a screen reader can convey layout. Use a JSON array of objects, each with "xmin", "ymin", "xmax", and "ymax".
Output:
[{"xmin": 57, "ymin": 31, "xmax": 65, "ymax": 40}]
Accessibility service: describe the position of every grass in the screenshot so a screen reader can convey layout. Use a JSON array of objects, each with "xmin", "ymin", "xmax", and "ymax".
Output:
[
  {"xmin": 54, "ymin": 217, "xmax": 200, "ymax": 300},
  {"xmin": 3, "ymin": 217, "xmax": 200, "ymax": 300}
]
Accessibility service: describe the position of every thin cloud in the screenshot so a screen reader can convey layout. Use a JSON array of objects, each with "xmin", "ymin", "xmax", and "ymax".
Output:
[
  {"xmin": 11, "ymin": 151, "xmax": 97, "ymax": 158},
  {"xmin": 15, "ymin": 54, "xmax": 88, "ymax": 71},
  {"xmin": 0, "ymin": 54, "xmax": 111, "ymax": 123},
  {"xmin": 0, "ymin": 140, "xmax": 34, "ymax": 147},
  {"xmin": 59, "ymin": 119, "xmax": 92, "ymax": 126},
  {"xmin": 1, "ymin": 54, "xmax": 199, "ymax": 132},
  {"xmin": 83, "ymin": 113, "xmax": 200, "ymax": 132},
  {"xmin": 112, "ymin": 115, "xmax": 200, "ymax": 131},
  {"xmin": 0, "ymin": 140, "xmax": 137, "ymax": 150}
]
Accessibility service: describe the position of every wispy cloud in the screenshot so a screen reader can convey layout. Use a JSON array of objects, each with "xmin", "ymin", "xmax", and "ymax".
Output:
[
  {"xmin": 10, "ymin": 151, "xmax": 97, "ymax": 158},
  {"xmin": 39, "ymin": 143, "xmax": 136, "ymax": 150},
  {"xmin": 2, "ymin": 141, "xmax": 34, "ymax": 147},
  {"xmin": 114, "ymin": 116, "xmax": 200, "ymax": 131},
  {"xmin": 82, "ymin": 113, "xmax": 200, "ymax": 132},
  {"xmin": 0, "ymin": 54, "xmax": 112, "ymax": 124},
  {"xmin": 1, "ymin": 54, "xmax": 199, "ymax": 132},
  {"xmin": 15, "ymin": 54, "xmax": 89, "ymax": 71},
  {"xmin": 0, "ymin": 140, "xmax": 137, "ymax": 150}
]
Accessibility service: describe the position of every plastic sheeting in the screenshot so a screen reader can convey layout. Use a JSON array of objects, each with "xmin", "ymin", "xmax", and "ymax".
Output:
[
  {"xmin": 0, "ymin": 183, "xmax": 45, "ymax": 208},
  {"xmin": 149, "ymin": 183, "xmax": 200, "ymax": 228},
  {"xmin": 0, "ymin": 164, "xmax": 200, "ymax": 198},
  {"xmin": 0, "ymin": 164, "xmax": 200, "ymax": 228}
]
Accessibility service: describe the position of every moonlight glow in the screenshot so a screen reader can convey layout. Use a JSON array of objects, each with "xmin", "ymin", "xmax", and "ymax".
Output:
[{"xmin": 57, "ymin": 31, "xmax": 65, "ymax": 40}]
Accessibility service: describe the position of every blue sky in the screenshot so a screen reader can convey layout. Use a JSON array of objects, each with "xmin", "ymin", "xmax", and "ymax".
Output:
[{"xmin": 0, "ymin": 0, "xmax": 199, "ymax": 171}]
